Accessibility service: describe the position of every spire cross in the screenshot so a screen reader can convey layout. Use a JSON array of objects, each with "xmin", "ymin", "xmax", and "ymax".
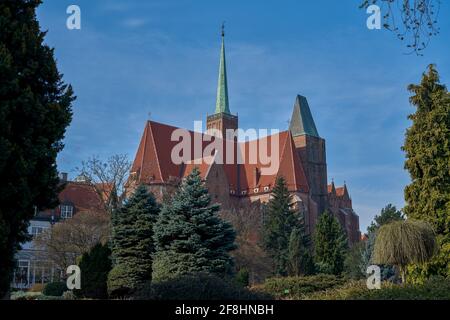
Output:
[{"xmin": 221, "ymin": 22, "xmax": 225, "ymax": 37}]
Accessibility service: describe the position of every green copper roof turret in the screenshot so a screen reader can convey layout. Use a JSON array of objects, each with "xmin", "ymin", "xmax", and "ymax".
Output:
[
  {"xmin": 215, "ymin": 25, "xmax": 231, "ymax": 115},
  {"xmin": 289, "ymin": 95, "xmax": 320, "ymax": 137}
]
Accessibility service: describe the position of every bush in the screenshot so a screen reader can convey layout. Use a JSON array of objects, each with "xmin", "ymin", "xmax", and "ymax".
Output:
[
  {"xmin": 235, "ymin": 268, "xmax": 250, "ymax": 287},
  {"xmin": 75, "ymin": 243, "xmax": 111, "ymax": 299},
  {"xmin": 43, "ymin": 282, "xmax": 67, "ymax": 297},
  {"xmin": 107, "ymin": 263, "xmax": 145, "ymax": 298},
  {"xmin": 134, "ymin": 272, "xmax": 271, "ymax": 300},
  {"xmin": 257, "ymin": 274, "xmax": 345, "ymax": 300},
  {"xmin": 62, "ymin": 290, "xmax": 77, "ymax": 300},
  {"xmin": 28, "ymin": 283, "xmax": 45, "ymax": 292},
  {"xmin": 11, "ymin": 291, "xmax": 42, "ymax": 300},
  {"xmin": 306, "ymin": 276, "xmax": 450, "ymax": 300}
]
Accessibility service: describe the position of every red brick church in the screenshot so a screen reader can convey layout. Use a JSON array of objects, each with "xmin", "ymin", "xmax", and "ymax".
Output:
[{"xmin": 127, "ymin": 30, "xmax": 360, "ymax": 245}]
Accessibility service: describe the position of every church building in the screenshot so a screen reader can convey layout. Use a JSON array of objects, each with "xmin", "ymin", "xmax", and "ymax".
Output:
[{"xmin": 127, "ymin": 29, "xmax": 361, "ymax": 245}]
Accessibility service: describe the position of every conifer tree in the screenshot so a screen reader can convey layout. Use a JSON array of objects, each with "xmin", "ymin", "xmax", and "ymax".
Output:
[
  {"xmin": 152, "ymin": 168, "xmax": 236, "ymax": 282},
  {"xmin": 402, "ymin": 64, "xmax": 450, "ymax": 280},
  {"xmin": 367, "ymin": 204, "xmax": 404, "ymax": 234},
  {"xmin": 313, "ymin": 211, "xmax": 348, "ymax": 275},
  {"xmin": 262, "ymin": 176, "xmax": 308, "ymax": 276},
  {"xmin": 0, "ymin": 0, "xmax": 74, "ymax": 297},
  {"xmin": 76, "ymin": 243, "xmax": 111, "ymax": 299},
  {"xmin": 108, "ymin": 185, "xmax": 160, "ymax": 296}
]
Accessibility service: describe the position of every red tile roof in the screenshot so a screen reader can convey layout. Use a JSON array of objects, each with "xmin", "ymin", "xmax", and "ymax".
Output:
[
  {"xmin": 328, "ymin": 184, "xmax": 348, "ymax": 198},
  {"xmin": 131, "ymin": 121, "xmax": 310, "ymax": 195},
  {"xmin": 39, "ymin": 182, "xmax": 105, "ymax": 219},
  {"xmin": 336, "ymin": 187, "xmax": 345, "ymax": 197},
  {"xmin": 59, "ymin": 182, "xmax": 105, "ymax": 212}
]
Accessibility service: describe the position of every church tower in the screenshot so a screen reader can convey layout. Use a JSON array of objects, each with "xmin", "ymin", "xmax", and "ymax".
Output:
[
  {"xmin": 289, "ymin": 95, "xmax": 328, "ymax": 215},
  {"xmin": 207, "ymin": 25, "xmax": 238, "ymax": 140}
]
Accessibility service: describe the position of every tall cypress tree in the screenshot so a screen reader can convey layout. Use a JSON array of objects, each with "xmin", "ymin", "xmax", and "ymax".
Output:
[
  {"xmin": 0, "ymin": 0, "xmax": 74, "ymax": 297},
  {"xmin": 76, "ymin": 243, "xmax": 112, "ymax": 299},
  {"xmin": 262, "ymin": 176, "xmax": 308, "ymax": 276},
  {"xmin": 108, "ymin": 185, "xmax": 160, "ymax": 297},
  {"xmin": 313, "ymin": 211, "xmax": 348, "ymax": 275},
  {"xmin": 152, "ymin": 168, "xmax": 236, "ymax": 282},
  {"xmin": 402, "ymin": 64, "xmax": 450, "ymax": 280},
  {"xmin": 287, "ymin": 220, "xmax": 315, "ymax": 276}
]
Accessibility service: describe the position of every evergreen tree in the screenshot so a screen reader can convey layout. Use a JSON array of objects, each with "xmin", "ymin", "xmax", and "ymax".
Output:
[
  {"xmin": 262, "ymin": 176, "xmax": 306, "ymax": 276},
  {"xmin": 367, "ymin": 204, "xmax": 404, "ymax": 234},
  {"xmin": 402, "ymin": 64, "xmax": 450, "ymax": 280},
  {"xmin": 108, "ymin": 185, "xmax": 160, "ymax": 297},
  {"xmin": 362, "ymin": 204, "xmax": 404, "ymax": 281},
  {"xmin": 152, "ymin": 168, "xmax": 236, "ymax": 282},
  {"xmin": 0, "ymin": 0, "xmax": 74, "ymax": 297},
  {"xmin": 313, "ymin": 211, "xmax": 348, "ymax": 275},
  {"xmin": 287, "ymin": 226, "xmax": 315, "ymax": 276},
  {"xmin": 76, "ymin": 243, "xmax": 111, "ymax": 299},
  {"xmin": 344, "ymin": 241, "xmax": 365, "ymax": 279}
]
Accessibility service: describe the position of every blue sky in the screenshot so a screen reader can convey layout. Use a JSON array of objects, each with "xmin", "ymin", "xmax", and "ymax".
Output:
[{"xmin": 37, "ymin": 0, "xmax": 450, "ymax": 232}]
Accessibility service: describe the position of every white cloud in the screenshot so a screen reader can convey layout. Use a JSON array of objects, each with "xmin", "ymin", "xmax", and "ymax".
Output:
[{"xmin": 122, "ymin": 18, "xmax": 148, "ymax": 28}]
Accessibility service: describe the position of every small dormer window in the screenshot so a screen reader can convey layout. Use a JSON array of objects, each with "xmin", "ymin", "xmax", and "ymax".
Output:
[
  {"xmin": 241, "ymin": 190, "xmax": 247, "ymax": 195},
  {"xmin": 254, "ymin": 188, "xmax": 259, "ymax": 193},
  {"xmin": 60, "ymin": 205, "xmax": 74, "ymax": 219},
  {"xmin": 264, "ymin": 186, "xmax": 270, "ymax": 192}
]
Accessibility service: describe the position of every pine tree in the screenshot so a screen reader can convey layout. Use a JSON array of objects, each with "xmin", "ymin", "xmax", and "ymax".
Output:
[
  {"xmin": 402, "ymin": 64, "xmax": 450, "ymax": 280},
  {"xmin": 76, "ymin": 243, "xmax": 111, "ymax": 299},
  {"xmin": 313, "ymin": 211, "xmax": 348, "ymax": 275},
  {"xmin": 367, "ymin": 204, "xmax": 404, "ymax": 234},
  {"xmin": 262, "ymin": 176, "xmax": 306, "ymax": 276},
  {"xmin": 0, "ymin": 0, "xmax": 74, "ymax": 297},
  {"xmin": 287, "ymin": 225, "xmax": 315, "ymax": 276},
  {"xmin": 152, "ymin": 168, "xmax": 236, "ymax": 282},
  {"xmin": 108, "ymin": 185, "xmax": 160, "ymax": 296}
]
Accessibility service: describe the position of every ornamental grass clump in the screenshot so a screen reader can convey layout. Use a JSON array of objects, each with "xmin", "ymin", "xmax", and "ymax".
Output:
[{"xmin": 372, "ymin": 220, "xmax": 437, "ymax": 283}]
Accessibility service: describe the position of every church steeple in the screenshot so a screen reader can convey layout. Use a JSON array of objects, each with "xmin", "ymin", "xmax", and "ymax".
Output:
[
  {"xmin": 215, "ymin": 23, "xmax": 230, "ymax": 115},
  {"xmin": 206, "ymin": 24, "xmax": 238, "ymax": 140},
  {"xmin": 289, "ymin": 95, "xmax": 319, "ymax": 138}
]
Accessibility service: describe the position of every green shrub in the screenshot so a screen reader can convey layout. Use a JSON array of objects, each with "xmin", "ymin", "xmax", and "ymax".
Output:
[
  {"xmin": 258, "ymin": 274, "xmax": 345, "ymax": 299},
  {"xmin": 306, "ymin": 276, "xmax": 450, "ymax": 300},
  {"xmin": 107, "ymin": 263, "xmax": 146, "ymax": 298},
  {"xmin": 235, "ymin": 268, "xmax": 250, "ymax": 287},
  {"xmin": 43, "ymin": 282, "xmax": 67, "ymax": 297},
  {"xmin": 11, "ymin": 291, "xmax": 42, "ymax": 300},
  {"xmin": 304, "ymin": 280, "xmax": 368, "ymax": 300},
  {"xmin": 62, "ymin": 290, "xmax": 77, "ymax": 300},
  {"xmin": 134, "ymin": 272, "xmax": 271, "ymax": 300},
  {"xmin": 75, "ymin": 243, "xmax": 111, "ymax": 299}
]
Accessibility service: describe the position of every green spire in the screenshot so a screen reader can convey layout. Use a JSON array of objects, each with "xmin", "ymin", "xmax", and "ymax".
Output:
[{"xmin": 215, "ymin": 24, "xmax": 230, "ymax": 114}]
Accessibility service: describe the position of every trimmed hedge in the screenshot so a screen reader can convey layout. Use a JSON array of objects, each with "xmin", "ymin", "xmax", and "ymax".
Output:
[
  {"xmin": 43, "ymin": 281, "xmax": 67, "ymax": 297},
  {"xmin": 305, "ymin": 277, "xmax": 450, "ymax": 300},
  {"xmin": 256, "ymin": 274, "xmax": 345, "ymax": 300},
  {"xmin": 134, "ymin": 272, "xmax": 271, "ymax": 300}
]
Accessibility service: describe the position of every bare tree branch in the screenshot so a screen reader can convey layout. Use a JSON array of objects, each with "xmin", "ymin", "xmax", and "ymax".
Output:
[
  {"xmin": 76, "ymin": 154, "xmax": 132, "ymax": 214},
  {"xmin": 361, "ymin": 0, "xmax": 440, "ymax": 55},
  {"xmin": 33, "ymin": 211, "xmax": 110, "ymax": 271}
]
